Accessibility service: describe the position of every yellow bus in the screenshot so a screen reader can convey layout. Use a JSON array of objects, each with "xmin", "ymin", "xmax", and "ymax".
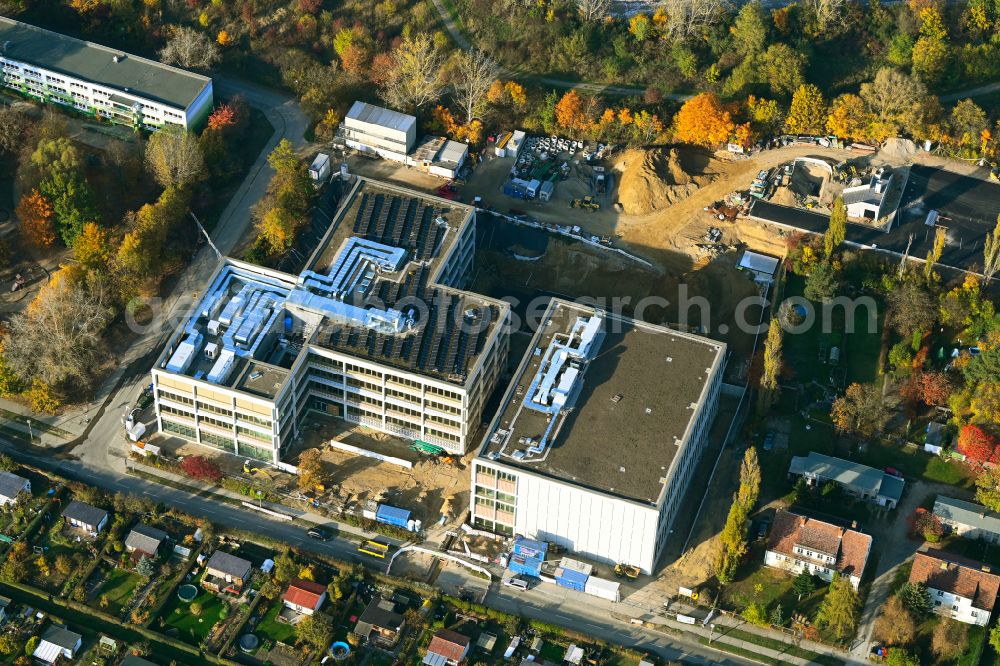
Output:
[{"xmin": 358, "ymin": 540, "xmax": 391, "ymax": 558}]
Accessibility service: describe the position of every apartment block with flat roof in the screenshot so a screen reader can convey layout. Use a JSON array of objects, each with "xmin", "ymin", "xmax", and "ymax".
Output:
[
  {"xmin": 0, "ymin": 17, "xmax": 213, "ymax": 130},
  {"xmin": 151, "ymin": 178, "xmax": 510, "ymax": 463}
]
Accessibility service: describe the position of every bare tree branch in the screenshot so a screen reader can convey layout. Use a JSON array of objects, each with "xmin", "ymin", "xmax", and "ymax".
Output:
[
  {"xmin": 662, "ymin": 0, "xmax": 732, "ymax": 39},
  {"xmin": 453, "ymin": 50, "xmax": 500, "ymax": 123},
  {"xmin": 158, "ymin": 26, "xmax": 220, "ymax": 70},
  {"xmin": 4, "ymin": 278, "xmax": 112, "ymax": 388},
  {"xmin": 378, "ymin": 34, "xmax": 446, "ymax": 112},
  {"xmin": 576, "ymin": 0, "xmax": 612, "ymax": 22}
]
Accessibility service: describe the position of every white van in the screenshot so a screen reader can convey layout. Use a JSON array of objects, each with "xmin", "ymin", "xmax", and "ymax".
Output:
[{"xmin": 503, "ymin": 576, "xmax": 529, "ymax": 591}]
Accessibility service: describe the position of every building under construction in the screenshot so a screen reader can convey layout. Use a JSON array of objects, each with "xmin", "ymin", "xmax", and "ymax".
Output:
[
  {"xmin": 471, "ymin": 300, "xmax": 725, "ymax": 573},
  {"xmin": 151, "ymin": 178, "xmax": 510, "ymax": 464}
]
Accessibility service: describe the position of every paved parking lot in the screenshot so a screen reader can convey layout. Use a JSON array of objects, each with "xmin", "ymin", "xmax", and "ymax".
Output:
[{"xmin": 750, "ymin": 165, "xmax": 1000, "ymax": 274}]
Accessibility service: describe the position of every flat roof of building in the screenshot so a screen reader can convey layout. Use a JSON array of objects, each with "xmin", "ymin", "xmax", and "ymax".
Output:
[
  {"xmin": 309, "ymin": 179, "xmax": 505, "ymax": 383},
  {"xmin": 346, "ymin": 101, "xmax": 416, "ymax": 135},
  {"xmin": 478, "ymin": 300, "xmax": 725, "ymax": 505},
  {"xmin": 0, "ymin": 17, "xmax": 211, "ymax": 110}
]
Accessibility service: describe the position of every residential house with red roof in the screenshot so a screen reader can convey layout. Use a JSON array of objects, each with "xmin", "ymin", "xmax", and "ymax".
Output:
[
  {"xmin": 764, "ymin": 509, "xmax": 872, "ymax": 589},
  {"xmin": 909, "ymin": 549, "xmax": 1000, "ymax": 626},
  {"xmin": 424, "ymin": 629, "xmax": 471, "ymax": 666},
  {"xmin": 282, "ymin": 579, "xmax": 328, "ymax": 616}
]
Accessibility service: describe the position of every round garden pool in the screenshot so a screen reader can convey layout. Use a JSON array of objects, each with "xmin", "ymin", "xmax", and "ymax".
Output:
[
  {"xmin": 177, "ymin": 584, "xmax": 198, "ymax": 602},
  {"xmin": 330, "ymin": 642, "xmax": 351, "ymax": 660}
]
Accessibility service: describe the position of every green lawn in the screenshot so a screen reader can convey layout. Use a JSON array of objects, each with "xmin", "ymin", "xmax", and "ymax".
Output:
[
  {"xmin": 96, "ymin": 568, "xmax": 144, "ymax": 615},
  {"xmin": 719, "ymin": 564, "xmax": 829, "ymax": 623},
  {"xmin": 158, "ymin": 589, "xmax": 227, "ymax": 645},
  {"xmin": 781, "ymin": 275, "xmax": 883, "ymax": 388},
  {"xmin": 255, "ymin": 601, "xmax": 297, "ymax": 645}
]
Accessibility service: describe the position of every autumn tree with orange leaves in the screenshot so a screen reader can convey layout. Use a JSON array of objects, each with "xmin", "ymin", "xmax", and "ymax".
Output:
[
  {"xmin": 16, "ymin": 190, "xmax": 57, "ymax": 248},
  {"xmin": 554, "ymin": 91, "xmax": 596, "ymax": 134},
  {"xmin": 672, "ymin": 93, "xmax": 735, "ymax": 146}
]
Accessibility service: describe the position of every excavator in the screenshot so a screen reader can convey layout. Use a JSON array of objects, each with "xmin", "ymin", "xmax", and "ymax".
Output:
[
  {"xmin": 614, "ymin": 563, "xmax": 640, "ymax": 580},
  {"xmin": 570, "ymin": 196, "xmax": 600, "ymax": 211}
]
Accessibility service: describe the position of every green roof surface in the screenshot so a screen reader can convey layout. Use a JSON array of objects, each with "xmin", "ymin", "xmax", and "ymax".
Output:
[{"xmin": 0, "ymin": 17, "xmax": 211, "ymax": 110}]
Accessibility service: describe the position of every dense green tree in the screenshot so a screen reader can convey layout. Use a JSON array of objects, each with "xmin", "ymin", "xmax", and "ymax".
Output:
[
  {"xmin": 898, "ymin": 582, "xmax": 932, "ymax": 617},
  {"xmin": 825, "ymin": 197, "xmax": 846, "ymax": 259},
  {"xmin": 816, "ymin": 575, "xmax": 860, "ymax": 640},
  {"xmin": 804, "ymin": 261, "xmax": 839, "ymax": 301},
  {"xmin": 732, "ymin": 2, "xmax": 769, "ymax": 56},
  {"xmin": 912, "ymin": 7, "xmax": 950, "ymax": 84},
  {"xmin": 297, "ymin": 611, "xmax": 334, "ymax": 650},
  {"xmin": 757, "ymin": 318, "xmax": 783, "ymax": 414},
  {"xmin": 793, "ymin": 571, "xmax": 816, "ymax": 600},
  {"xmin": 831, "ymin": 382, "xmax": 888, "ymax": 437}
]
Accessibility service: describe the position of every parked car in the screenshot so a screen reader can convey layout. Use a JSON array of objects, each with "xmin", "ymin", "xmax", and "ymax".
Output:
[
  {"xmin": 756, "ymin": 515, "xmax": 772, "ymax": 540},
  {"xmin": 503, "ymin": 576, "xmax": 530, "ymax": 591},
  {"xmin": 763, "ymin": 432, "xmax": 775, "ymax": 452},
  {"xmin": 884, "ymin": 467, "xmax": 903, "ymax": 478},
  {"xmin": 307, "ymin": 526, "xmax": 332, "ymax": 540}
]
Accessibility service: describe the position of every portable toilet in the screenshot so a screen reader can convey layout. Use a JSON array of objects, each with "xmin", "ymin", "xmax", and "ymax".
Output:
[
  {"xmin": 308, "ymin": 153, "xmax": 331, "ymax": 183},
  {"xmin": 539, "ymin": 180, "xmax": 554, "ymax": 202},
  {"xmin": 526, "ymin": 179, "xmax": 541, "ymax": 199},
  {"xmin": 375, "ymin": 503, "xmax": 411, "ymax": 528}
]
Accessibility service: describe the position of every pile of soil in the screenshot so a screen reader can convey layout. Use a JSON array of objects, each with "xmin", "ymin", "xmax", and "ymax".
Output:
[{"xmin": 614, "ymin": 147, "xmax": 717, "ymax": 215}]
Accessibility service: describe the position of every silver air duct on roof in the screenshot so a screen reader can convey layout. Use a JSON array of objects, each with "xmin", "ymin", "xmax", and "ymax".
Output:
[{"xmin": 518, "ymin": 312, "xmax": 605, "ymax": 457}]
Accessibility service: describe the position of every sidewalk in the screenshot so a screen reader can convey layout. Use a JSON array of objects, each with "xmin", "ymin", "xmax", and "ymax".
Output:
[
  {"xmin": 654, "ymin": 600, "xmax": 864, "ymax": 666},
  {"xmin": 125, "ymin": 459, "xmax": 400, "ymax": 544}
]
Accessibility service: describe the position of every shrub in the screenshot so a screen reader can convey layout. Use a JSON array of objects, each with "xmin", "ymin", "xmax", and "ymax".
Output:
[{"xmin": 180, "ymin": 456, "xmax": 223, "ymax": 483}]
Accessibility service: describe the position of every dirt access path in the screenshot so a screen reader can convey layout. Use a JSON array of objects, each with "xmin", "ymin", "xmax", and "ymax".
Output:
[{"xmin": 613, "ymin": 145, "xmax": 850, "ymax": 273}]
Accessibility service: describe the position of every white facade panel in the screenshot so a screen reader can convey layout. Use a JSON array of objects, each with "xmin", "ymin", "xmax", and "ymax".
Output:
[{"xmin": 476, "ymin": 461, "xmax": 661, "ymax": 573}]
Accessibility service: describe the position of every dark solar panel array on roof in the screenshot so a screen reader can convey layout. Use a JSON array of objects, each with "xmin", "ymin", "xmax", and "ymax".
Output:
[{"xmin": 320, "ymin": 190, "xmax": 497, "ymax": 380}]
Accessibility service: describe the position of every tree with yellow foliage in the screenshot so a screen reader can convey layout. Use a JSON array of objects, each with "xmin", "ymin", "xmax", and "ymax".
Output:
[
  {"xmin": 73, "ymin": 222, "xmax": 112, "ymax": 272},
  {"xmin": 255, "ymin": 205, "xmax": 296, "ymax": 255},
  {"xmin": 912, "ymin": 7, "xmax": 950, "ymax": 84},
  {"xmin": 16, "ymin": 190, "xmax": 57, "ymax": 249},
  {"xmin": 673, "ymin": 93, "xmax": 734, "ymax": 146},
  {"xmin": 629, "ymin": 13, "xmax": 652, "ymax": 41},
  {"xmin": 826, "ymin": 94, "xmax": 870, "ymax": 141},
  {"xmin": 216, "ymin": 31, "xmax": 233, "ymax": 47},
  {"xmin": 785, "ymin": 84, "xmax": 826, "ymax": 134}
]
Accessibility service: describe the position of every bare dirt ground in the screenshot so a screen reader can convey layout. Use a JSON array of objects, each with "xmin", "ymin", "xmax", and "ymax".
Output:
[
  {"xmin": 167, "ymin": 417, "xmax": 470, "ymax": 525},
  {"xmin": 343, "ymin": 153, "xmax": 448, "ymax": 194}
]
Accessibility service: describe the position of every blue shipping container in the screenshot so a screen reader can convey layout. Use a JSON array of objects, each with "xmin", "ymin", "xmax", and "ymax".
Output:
[
  {"xmin": 509, "ymin": 554, "xmax": 543, "ymax": 577},
  {"xmin": 375, "ymin": 504, "xmax": 411, "ymax": 528},
  {"xmin": 512, "ymin": 537, "xmax": 547, "ymax": 560},
  {"xmin": 555, "ymin": 568, "xmax": 588, "ymax": 592}
]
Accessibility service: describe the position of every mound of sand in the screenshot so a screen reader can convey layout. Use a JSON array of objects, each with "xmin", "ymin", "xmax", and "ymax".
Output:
[{"xmin": 614, "ymin": 147, "xmax": 717, "ymax": 216}]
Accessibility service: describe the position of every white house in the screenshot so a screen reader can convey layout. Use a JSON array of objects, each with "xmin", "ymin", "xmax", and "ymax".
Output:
[
  {"xmin": 0, "ymin": 17, "xmax": 213, "ymax": 130},
  {"xmin": 788, "ymin": 452, "xmax": 904, "ymax": 509},
  {"xmin": 909, "ymin": 549, "xmax": 1000, "ymax": 626},
  {"xmin": 764, "ymin": 509, "xmax": 872, "ymax": 589},
  {"xmin": 282, "ymin": 578, "xmax": 327, "ymax": 615},
  {"xmin": 0, "ymin": 471, "xmax": 30, "ymax": 506},
  {"xmin": 933, "ymin": 496, "xmax": 1000, "ymax": 544},
  {"xmin": 33, "ymin": 625, "xmax": 82, "ymax": 664},
  {"xmin": 341, "ymin": 101, "xmax": 416, "ymax": 162},
  {"xmin": 841, "ymin": 168, "xmax": 893, "ymax": 222}
]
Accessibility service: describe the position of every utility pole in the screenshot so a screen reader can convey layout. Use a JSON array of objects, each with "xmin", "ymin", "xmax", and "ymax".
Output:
[
  {"xmin": 898, "ymin": 233, "xmax": 914, "ymax": 278},
  {"xmin": 190, "ymin": 212, "xmax": 222, "ymax": 261}
]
